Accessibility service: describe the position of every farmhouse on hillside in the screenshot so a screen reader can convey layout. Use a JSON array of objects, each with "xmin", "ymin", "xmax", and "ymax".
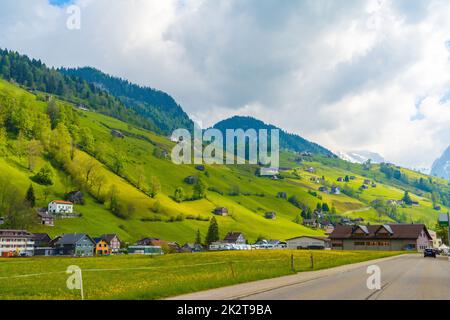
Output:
[
  {"xmin": 286, "ymin": 236, "xmax": 331, "ymax": 250},
  {"xmin": 214, "ymin": 207, "xmax": 229, "ymax": 216},
  {"xmin": 265, "ymin": 212, "xmax": 277, "ymax": 220},
  {"xmin": 54, "ymin": 234, "xmax": 96, "ymax": 256},
  {"xmin": 37, "ymin": 212, "xmax": 54, "ymax": 226},
  {"xmin": 48, "ymin": 200, "xmax": 73, "ymax": 215},
  {"xmin": 329, "ymin": 224, "xmax": 432, "ymax": 251},
  {"xmin": 0, "ymin": 229, "xmax": 34, "ymax": 257},
  {"xmin": 277, "ymin": 192, "xmax": 287, "ymax": 199}
]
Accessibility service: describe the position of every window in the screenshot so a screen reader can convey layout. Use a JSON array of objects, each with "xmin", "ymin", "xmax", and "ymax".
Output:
[{"xmin": 354, "ymin": 242, "xmax": 365, "ymax": 246}]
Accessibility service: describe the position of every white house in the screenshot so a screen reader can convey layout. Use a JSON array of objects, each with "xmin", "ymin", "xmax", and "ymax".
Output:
[
  {"xmin": 286, "ymin": 236, "xmax": 330, "ymax": 250},
  {"xmin": 0, "ymin": 229, "xmax": 35, "ymax": 257},
  {"xmin": 48, "ymin": 200, "xmax": 73, "ymax": 215}
]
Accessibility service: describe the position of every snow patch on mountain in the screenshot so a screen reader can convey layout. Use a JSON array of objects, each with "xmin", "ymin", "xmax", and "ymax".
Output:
[{"xmin": 336, "ymin": 150, "xmax": 385, "ymax": 164}]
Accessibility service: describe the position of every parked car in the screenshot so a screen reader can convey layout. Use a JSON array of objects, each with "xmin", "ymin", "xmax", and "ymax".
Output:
[{"xmin": 424, "ymin": 248, "xmax": 436, "ymax": 258}]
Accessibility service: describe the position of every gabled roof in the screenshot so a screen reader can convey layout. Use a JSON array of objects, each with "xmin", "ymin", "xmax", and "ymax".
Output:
[
  {"xmin": 32, "ymin": 233, "xmax": 51, "ymax": 241},
  {"xmin": 51, "ymin": 200, "xmax": 73, "ymax": 205},
  {"xmin": 330, "ymin": 224, "xmax": 432, "ymax": 240},
  {"xmin": 100, "ymin": 234, "xmax": 120, "ymax": 244},
  {"xmin": 224, "ymin": 232, "xmax": 244, "ymax": 242},
  {"xmin": 56, "ymin": 234, "xmax": 95, "ymax": 245}
]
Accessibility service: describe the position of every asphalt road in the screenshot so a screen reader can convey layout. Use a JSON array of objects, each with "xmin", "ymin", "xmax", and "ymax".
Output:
[{"xmin": 171, "ymin": 254, "xmax": 450, "ymax": 300}]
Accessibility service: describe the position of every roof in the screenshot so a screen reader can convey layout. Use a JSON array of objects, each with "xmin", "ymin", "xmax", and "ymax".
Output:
[
  {"xmin": 330, "ymin": 224, "xmax": 432, "ymax": 240},
  {"xmin": 93, "ymin": 237, "xmax": 106, "ymax": 244},
  {"xmin": 51, "ymin": 200, "xmax": 73, "ymax": 205},
  {"xmin": 0, "ymin": 229, "xmax": 33, "ymax": 238},
  {"xmin": 38, "ymin": 212, "xmax": 54, "ymax": 219},
  {"xmin": 100, "ymin": 234, "xmax": 120, "ymax": 244},
  {"xmin": 286, "ymin": 236, "xmax": 330, "ymax": 242},
  {"xmin": 224, "ymin": 232, "xmax": 244, "ymax": 242},
  {"xmin": 55, "ymin": 234, "xmax": 94, "ymax": 245},
  {"xmin": 32, "ymin": 233, "xmax": 51, "ymax": 241}
]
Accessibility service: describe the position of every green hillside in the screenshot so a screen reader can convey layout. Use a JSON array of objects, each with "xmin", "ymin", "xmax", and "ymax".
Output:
[{"xmin": 0, "ymin": 76, "xmax": 447, "ymax": 245}]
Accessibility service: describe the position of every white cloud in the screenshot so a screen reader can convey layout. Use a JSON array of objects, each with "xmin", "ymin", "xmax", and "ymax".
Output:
[{"xmin": 1, "ymin": 0, "xmax": 450, "ymax": 168}]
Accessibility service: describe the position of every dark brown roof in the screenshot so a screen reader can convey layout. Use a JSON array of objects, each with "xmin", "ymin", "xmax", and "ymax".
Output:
[
  {"xmin": 100, "ymin": 234, "xmax": 121, "ymax": 244},
  {"xmin": 224, "ymin": 232, "xmax": 244, "ymax": 242},
  {"xmin": 330, "ymin": 224, "xmax": 432, "ymax": 240}
]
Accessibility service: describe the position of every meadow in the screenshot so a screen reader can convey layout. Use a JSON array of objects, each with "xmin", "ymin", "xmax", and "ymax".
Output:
[{"xmin": 0, "ymin": 250, "xmax": 404, "ymax": 300}]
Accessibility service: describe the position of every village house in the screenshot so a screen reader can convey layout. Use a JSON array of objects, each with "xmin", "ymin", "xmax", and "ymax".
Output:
[
  {"xmin": 286, "ymin": 236, "xmax": 331, "ymax": 250},
  {"xmin": 0, "ymin": 217, "xmax": 4, "ymax": 225},
  {"xmin": 350, "ymin": 176, "xmax": 356, "ymax": 180},
  {"xmin": 277, "ymin": 192, "xmax": 287, "ymax": 199},
  {"xmin": 254, "ymin": 239, "xmax": 286, "ymax": 249},
  {"xmin": 48, "ymin": 200, "xmax": 73, "ymax": 215},
  {"xmin": 214, "ymin": 207, "xmax": 229, "ymax": 216},
  {"xmin": 363, "ymin": 179, "xmax": 371, "ymax": 185},
  {"xmin": 32, "ymin": 233, "xmax": 51, "ymax": 248},
  {"xmin": 429, "ymin": 230, "xmax": 443, "ymax": 249},
  {"xmin": 224, "ymin": 232, "xmax": 246, "ymax": 245},
  {"xmin": 306, "ymin": 167, "xmax": 316, "ymax": 173},
  {"xmin": 93, "ymin": 238, "xmax": 110, "ymax": 256},
  {"xmin": 37, "ymin": 212, "xmax": 54, "ymax": 226},
  {"xmin": 128, "ymin": 245, "xmax": 163, "ymax": 255},
  {"xmin": 331, "ymin": 186, "xmax": 340, "ymax": 195},
  {"xmin": 111, "ymin": 129, "xmax": 125, "ymax": 138},
  {"xmin": 303, "ymin": 219, "xmax": 319, "ymax": 228},
  {"xmin": 411, "ymin": 201, "xmax": 420, "ymax": 207},
  {"xmin": 360, "ymin": 185, "xmax": 369, "ymax": 190},
  {"xmin": 318, "ymin": 186, "xmax": 329, "ymax": 193},
  {"xmin": 34, "ymin": 247, "xmax": 56, "ymax": 256},
  {"xmin": 310, "ymin": 177, "xmax": 321, "ymax": 183},
  {"xmin": 329, "ymin": 224, "xmax": 432, "ymax": 251},
  {"xmin": 337, "ymin": 177, "xmax": 343, "ymax": 182},
  {"xmin": 0, "ymin": 229, "xmax": 35, "ymax": 257},
  {"xmin": 265, "ymin": 212, "xmax": 277, "ymax": 220},
  {"xmin": 54, "ymin": 234, "xmax": 96, "ymax": 257},
  {"xmin": 100, "ymin": 234, "xmax": 121, "ymax": 253},
  {"xmin": 137, "ymin": 238, "xmax": 181, "ymax": 253},
  {"xmin": 182, "ymin": 243, "xmax": 203, "ymax": 253}
]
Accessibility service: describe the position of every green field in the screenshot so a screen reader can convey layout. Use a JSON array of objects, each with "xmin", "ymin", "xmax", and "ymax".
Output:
[{"xmin": 0, "ymin": 250, "xmax": 404, "ymax": 300}]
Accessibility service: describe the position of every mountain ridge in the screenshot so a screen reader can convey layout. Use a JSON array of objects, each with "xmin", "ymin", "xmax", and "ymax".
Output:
[{"xmin": 213, "ymin": 116, "xmax": 335, "ymax": 156}]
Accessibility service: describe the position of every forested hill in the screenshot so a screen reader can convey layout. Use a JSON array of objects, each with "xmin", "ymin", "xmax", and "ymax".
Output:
[
  {"xmin": 60, "ymin": 67, "xmax": 193, "ymax": 135},
  {"xmin": 0, "ymin": 49, "xmax": 189, "ymax": 135},
  {"xmin": 213, "ymin": 116, "xmax": 335, "ymax": 156}
]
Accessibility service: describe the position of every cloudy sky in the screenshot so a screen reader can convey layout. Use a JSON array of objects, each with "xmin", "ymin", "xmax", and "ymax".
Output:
[{"xmin": 1, "ymin": 0, "xmax": 450, "ymax": 169}]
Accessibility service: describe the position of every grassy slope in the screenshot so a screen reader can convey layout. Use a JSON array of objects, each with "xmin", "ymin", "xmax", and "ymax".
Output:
[
  {"xmin": 0, "ymin": 250, "xmax": 404, "ymax": 300},
  {"xmin": 0, "ymin": 78, "xmax": 446, "ymax": 244},
  {"xmin": 0, "ymin": 80, "xmax": 323, "ymax": 244}
]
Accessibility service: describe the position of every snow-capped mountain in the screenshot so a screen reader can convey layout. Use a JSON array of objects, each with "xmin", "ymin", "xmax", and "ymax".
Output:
[
  {"xmin": 431, "ymin": 146, "xmax": 450, "ymax": 180},
  {"xmin": 337, "ymin": 150, "xmax": 385, "ymax": 164}
]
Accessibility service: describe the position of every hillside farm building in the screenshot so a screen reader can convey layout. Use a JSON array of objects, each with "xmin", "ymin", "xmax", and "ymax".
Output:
[{"xmin": 330, "ymin": 224, "xmax": 432, "ymax": 252}]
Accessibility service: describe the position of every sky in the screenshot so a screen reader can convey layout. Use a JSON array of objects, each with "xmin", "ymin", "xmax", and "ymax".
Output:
[{"xmin": 1, "ymin": 0, "xmax": 450, "ymax": 169}]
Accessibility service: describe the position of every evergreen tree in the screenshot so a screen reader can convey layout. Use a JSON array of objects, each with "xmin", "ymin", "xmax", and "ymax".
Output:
[
  {"xmin": 25, "ymin": 184, "xmax": 36, "ymax": 208},
  {"xmin": 402, "ymin": 191, "xmax": 413, "ymax": 205},
  {"xmin": 195, "ymin": 229, "xmax": 202, "ymax": 245},
  {"xmin": 322, "ymin": 203, "xmax": 330, "ymax": 212},
  {"xmin": 205, "ymin": 217, "xmax": 219, "ymax": 245}
]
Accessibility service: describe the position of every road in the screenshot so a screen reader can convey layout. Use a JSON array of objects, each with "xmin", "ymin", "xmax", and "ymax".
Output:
[{"xmin": 171, "ymin": 254, "xmax": 450, "ymax": 300}]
